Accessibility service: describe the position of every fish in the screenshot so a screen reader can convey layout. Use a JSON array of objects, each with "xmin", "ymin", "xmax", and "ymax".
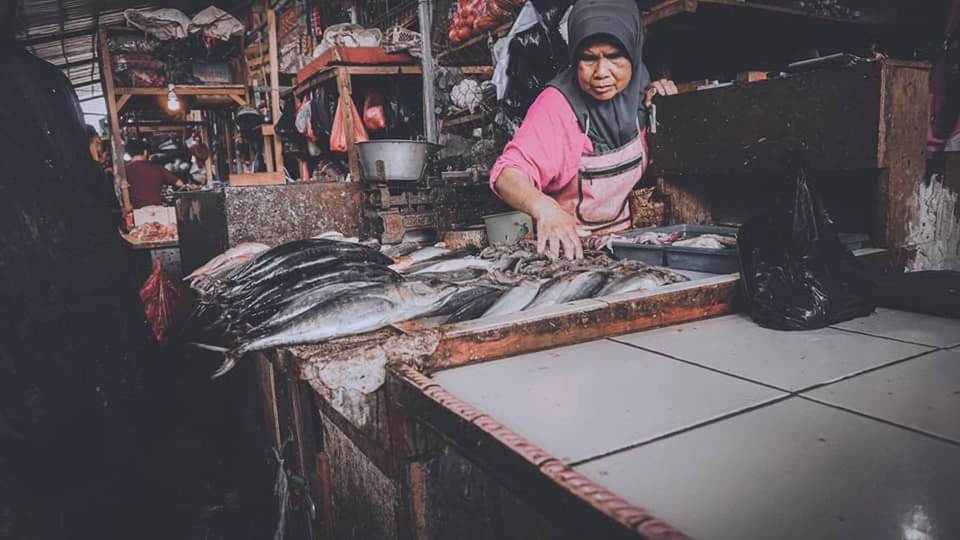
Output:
[
  {"xmin": 446, "ymin": 287, "xmax": 504, "ymax": 324},
  {"xmin": 211, "ymin": 281, "xmax": 458, "ymax": 378},
  {"xmin": 525, "ymin": 271, "xmax": 609, "ymax": 310},
  {"xmin": 482, "ymin": 279, "xmax": 547, "ymax": 318},
  {"xmin": 217, "ymin": 264, "xmax": 401, "ymax": 329},
  {"xmin": 620, "ymin": 231, "xmax": 683, "ymax": 246},
  {"xmin": 433, "ymin": 285, "xmax": 502, "ymax": 316},
  {"xmin": 381, "ymin": 241, "xmax": 423, "ymax": 259},
  {"xmin": 408, "ymin": 257, "xmax": 493, "ymax": 275},
  {"xmin": 251, "ymin": 281, "xmax": 382, "ymax": 334},
  {"xmin": 184, "ymin": 242, "xmax": 270, "ymax": 282},
  {"xmin": 596, "ymin": 268, "xmax": 688, "ymax": 296},
  {"xmin": 222, "ymin": 247, "xmax": 392, "ymax": 301},
  {"xmin": 391, "ymin": 246, "xmax": 480, "ymax": 272},
  {"xmin": 407, "ymin": 267, "xmax": 488, "ymax": 284},
  {"xmin": 228, "ymin": 239, "xmax": 388, "ymax": 286},
  {"xmin": 671, "ymin": 234, "xmax": 736, "ymax": 249}
]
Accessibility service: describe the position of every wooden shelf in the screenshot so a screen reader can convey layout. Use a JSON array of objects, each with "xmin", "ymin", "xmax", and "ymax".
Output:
[
  {"xmin": 115, "ymin": 85, "xmax": 247, "ymax": 96},
  {"xmin": 295, "ymin": 64, "xmax": 492, "ymax": 96},
  {"xmin": 119, "ymin": 233, "xmax": 179, "ymax": 251},
  {"xmin": 643, "ymin": 0, "xmax": 871, "ymax": 26},
  {"xmin": 441, "ymin": 109, "xmax": 493, "ymax": 128}
]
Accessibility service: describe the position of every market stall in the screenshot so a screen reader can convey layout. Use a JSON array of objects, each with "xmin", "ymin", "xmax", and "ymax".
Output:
[
  {"xmin": 7, "ymin": 0, "xmax": 934, "ymax": 535},
  {"xmin": 161, "ymin": 0, "xmax": 955, "ymax": 538}
]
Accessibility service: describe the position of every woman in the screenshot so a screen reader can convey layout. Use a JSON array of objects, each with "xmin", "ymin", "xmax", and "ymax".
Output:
[{"xmin": 490, "ymin": 0, "xmax": 676, "ymax": 259}]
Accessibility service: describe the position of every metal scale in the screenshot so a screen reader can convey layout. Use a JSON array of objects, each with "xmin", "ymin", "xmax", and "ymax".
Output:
[{"xmin": 360, "ymin": 154, "xmax": 440, "ymax": 244}]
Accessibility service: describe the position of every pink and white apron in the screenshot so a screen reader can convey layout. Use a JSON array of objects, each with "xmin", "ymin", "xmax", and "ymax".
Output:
[{"xmin": 552, "ymin": 119, "xmax": 649, "ymax": 237}]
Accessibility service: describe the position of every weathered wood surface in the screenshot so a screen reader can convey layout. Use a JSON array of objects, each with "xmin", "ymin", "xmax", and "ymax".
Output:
[
  {"xmin": 649, "ymin": 60, "xmax": 929, "ymax": 249},
  {"xmin": 321, "ymin": 415, "xmax": 401, "ymax": 540},
  {"xmin": 649, "ymin": 61, "xmax": 886, "ymax": 176},
  {"xmin": 876, "ymin": 61, "xmax": 930, "ymax": 248},
  {"xmin": 427, "ymin": 275, "xmax": 740, "ymax": 372},
  {"xmin": 388, "ymin": 366, "xmax": 690, "ymax": 540}
]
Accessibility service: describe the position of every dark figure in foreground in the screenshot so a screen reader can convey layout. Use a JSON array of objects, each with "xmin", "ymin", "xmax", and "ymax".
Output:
[{"xmin": 0, "ymin": 6, "xmax": 157, "ymax": 538}]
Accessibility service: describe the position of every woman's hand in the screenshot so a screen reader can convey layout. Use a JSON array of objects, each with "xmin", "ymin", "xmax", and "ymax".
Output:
[
  {"xmin": 644, "ymin": 78, "xmax": 678, "ymax": 108},
  {"xmin": 531, "ymin": 198, "xmax": 586, "ymax": 260}
]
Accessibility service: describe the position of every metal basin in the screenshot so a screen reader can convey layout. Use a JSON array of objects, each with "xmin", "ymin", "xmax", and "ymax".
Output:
[{"xmin": 356, "ymin": 140, "xmax": 442, "ymax": 182}]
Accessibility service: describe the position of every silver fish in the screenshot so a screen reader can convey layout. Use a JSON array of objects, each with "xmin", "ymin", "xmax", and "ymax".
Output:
[
  {"xmin": 185, "ymin": 242, "xmax": 270, "ymax": 282},
  {"xmin": 482, "ymin": 279, "xmax": 547, "ymax": 318},
  {"xmin": 214, "ymin": 281, "xmax": 457, "ymax": 377},
  {"xmin": 381, "ymin": 241, "xmax": 423, "ymax": 259},
  {"xmin": 597, "ymin": 269, "xmax": 687, "ymax": 296},
  {"xmin": 525, "ymin": 271, "xmax": 609, "ymax": 310},
  {"xmin": 407, "ymin": 267, "xmax": 488, "ymax": 284},
  {"xmin": 251, "ymin": 281, "xmax": 381, "ymax": 334},
  {"xmin": 409, "ymin": 257, "xmax": 493, "ymax": 275}
]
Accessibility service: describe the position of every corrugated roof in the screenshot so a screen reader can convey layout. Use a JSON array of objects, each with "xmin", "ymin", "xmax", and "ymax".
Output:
[{"xmin": 15, "ymin": 0, "xmax": 248, "ymax": 98}]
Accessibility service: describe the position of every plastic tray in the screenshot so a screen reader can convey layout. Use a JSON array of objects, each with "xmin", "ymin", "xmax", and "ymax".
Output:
[
  {"xmin": 613, "ymin": 225, "xmax": 872, "ymax": 274},
  {"xmin": 612, "ymin": 224, "xmax": 739, "ymax": 274}
]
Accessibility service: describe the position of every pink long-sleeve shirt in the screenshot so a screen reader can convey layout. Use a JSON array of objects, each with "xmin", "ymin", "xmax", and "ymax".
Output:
[{"xmin": 490, "ymin": 87, "xmax": 593, "ymax": 196}]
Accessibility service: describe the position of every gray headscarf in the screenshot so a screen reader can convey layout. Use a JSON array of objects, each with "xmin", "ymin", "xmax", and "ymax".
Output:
[{"xmin": 548, "ymin": 0, "xmax": 651, "ymax": 152}]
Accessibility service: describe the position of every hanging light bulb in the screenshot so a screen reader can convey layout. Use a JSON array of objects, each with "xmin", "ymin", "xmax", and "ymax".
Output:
[{"xmin": 166, "ymin": 84, "xmax": 180, "ymax": 112}]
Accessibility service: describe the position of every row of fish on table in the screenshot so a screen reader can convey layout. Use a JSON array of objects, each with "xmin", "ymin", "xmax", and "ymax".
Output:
[{"xmin": 186, "ymin": 232, "xmax": 689, "ymax": 377}]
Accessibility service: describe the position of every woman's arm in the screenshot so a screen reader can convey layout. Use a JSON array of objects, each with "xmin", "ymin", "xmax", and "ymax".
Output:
[{"xmin": 496, "ymin": 167, "xmax": 585, "ymax": 260}]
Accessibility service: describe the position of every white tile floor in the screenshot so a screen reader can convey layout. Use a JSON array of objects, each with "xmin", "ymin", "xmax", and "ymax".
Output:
[{"xmin": 430, "ymin": 309, "xmax": 960, "ymax": 539}]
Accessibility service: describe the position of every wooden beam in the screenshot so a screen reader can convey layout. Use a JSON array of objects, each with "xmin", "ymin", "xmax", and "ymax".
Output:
[
  {"xmin": 98, "ymin": 28, "xmax": 131, "ymax": 214},
  {"xmin": 115, "ymin": 85, "xmax": 247, "ymax": 96},
  {"xmin": 116, "ymin": 94, "xmax": 131, "ymax": 111}
]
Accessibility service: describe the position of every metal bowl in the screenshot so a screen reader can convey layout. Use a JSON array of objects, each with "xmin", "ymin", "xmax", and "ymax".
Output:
[{"xmin": 356, "ymin": 140, "xmax": 442, "ymax": 182}]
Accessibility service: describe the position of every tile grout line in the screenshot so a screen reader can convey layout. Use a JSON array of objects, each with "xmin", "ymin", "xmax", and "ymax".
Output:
[
  {"xmin": 568, "ymin": 394, "xmax": 794, "ymax": 468},
  {"xmin": 793, "ymin": 348, "xmax": 943, "ymax": 394},
  {"xmin": 608, "ymin": 337, "xmax": 795, "ymax": 394},
  {"xmin": 828, "ymin": 325, "xmax": 951, "ymax": 348},
  {"xmin": 589, "ymin": 340, "xmax": 952, "ymax": 464},
  {"xmin": 798, "ymin": 394, "xmax": 960, "ymax": 448}
]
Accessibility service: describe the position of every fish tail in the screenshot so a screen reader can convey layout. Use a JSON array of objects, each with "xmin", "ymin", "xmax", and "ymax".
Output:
[
  {"xmin": 191, "ymin": 342, "xmax": 229, "ymax": 353},
  {"xmin": 210, "ymin": 355, "xmax": 238, "ymax": 379}
]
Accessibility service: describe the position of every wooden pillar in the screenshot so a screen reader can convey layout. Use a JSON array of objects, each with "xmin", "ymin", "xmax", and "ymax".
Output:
[
  {"xmin": 98, "ymin": 28, "xmax": 131, "ymax": 214},
  {"xmin": 876, "ymin": 60, "xmax": 930, "ymax": 248},
  {"xmin": 268, "ymin": 8, "xmax": 285, "ymax": 176},
  {"xmin": 337, "ymin": 68, "xmax": 362, "ymax": 182}
]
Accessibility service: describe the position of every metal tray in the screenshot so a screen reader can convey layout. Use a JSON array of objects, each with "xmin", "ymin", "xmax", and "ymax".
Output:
[{"xmin": 612, "ymin": 224, "xmax": 739, "ymax": 274}]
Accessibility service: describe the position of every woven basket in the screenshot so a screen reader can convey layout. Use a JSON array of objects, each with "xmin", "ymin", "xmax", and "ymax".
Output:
[{"xmin": 629, "ymin": 189, "xmax": 668, "ymax": 229}]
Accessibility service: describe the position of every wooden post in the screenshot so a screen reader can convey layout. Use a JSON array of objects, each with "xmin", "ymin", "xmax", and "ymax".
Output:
[
  {"xmin": 876, "ymin": 60, "xmax": 930, "ymax": 248},
  {"xmin": 337, "ymin": 68, "xmax": 362, "ymax": 182},
  {"xmin": 267, "ymin": 9, "xmax": 285, "ymax": 177},
  {"xmin": 98, "ymin": 28, "xmax": 131, "ymax": 214}
]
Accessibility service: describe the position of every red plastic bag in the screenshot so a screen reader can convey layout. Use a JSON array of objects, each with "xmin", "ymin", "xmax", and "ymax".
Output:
[
  {"xmin": 329, "ymin": 98, "xmax": 369, "ymax": 153},
  {"xmin": 139, "ymin": 259, "xmax": 181, "ymax": 344},
  {"xmin": 362, "ymin": 91, "xmax": 386, "ymax": 131}
]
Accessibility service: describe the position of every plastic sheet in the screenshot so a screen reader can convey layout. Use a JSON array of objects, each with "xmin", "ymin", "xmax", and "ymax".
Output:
[
  {"xmin": 188, "ymin": 6, "xmax": 243, "ymax": 41},
  {"xmin": 362, "ymin": 91, "xmax": 387, "ymax": 131},
  {"xmin": 329, "ymin": 98, "xmax": 369, "ymax": 153},
  {"xmin": 124, "ymin": 8, "xmax": 191, "ymax": 41},
  {"xmin": 139, "ymin": 260, "xmax": 181, "ymax": 344},
  {"xmin": 738, "ymin": 164, "xmax": 875, "ymax": 330}
]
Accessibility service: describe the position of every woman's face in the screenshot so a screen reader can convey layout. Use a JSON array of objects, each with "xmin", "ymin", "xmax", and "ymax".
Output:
[{"xmin": 577, "ymin": 41, "xmax": 632, "ymax": 101}]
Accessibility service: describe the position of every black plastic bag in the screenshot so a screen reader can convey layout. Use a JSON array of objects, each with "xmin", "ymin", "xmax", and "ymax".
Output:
[
  {"xmin": 738, "ymin": 166, "xmax": 875, "ymax": 330},
  {"xmin": 503, "ymin": 22, "xmax": 569, "ymax": 122}
]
